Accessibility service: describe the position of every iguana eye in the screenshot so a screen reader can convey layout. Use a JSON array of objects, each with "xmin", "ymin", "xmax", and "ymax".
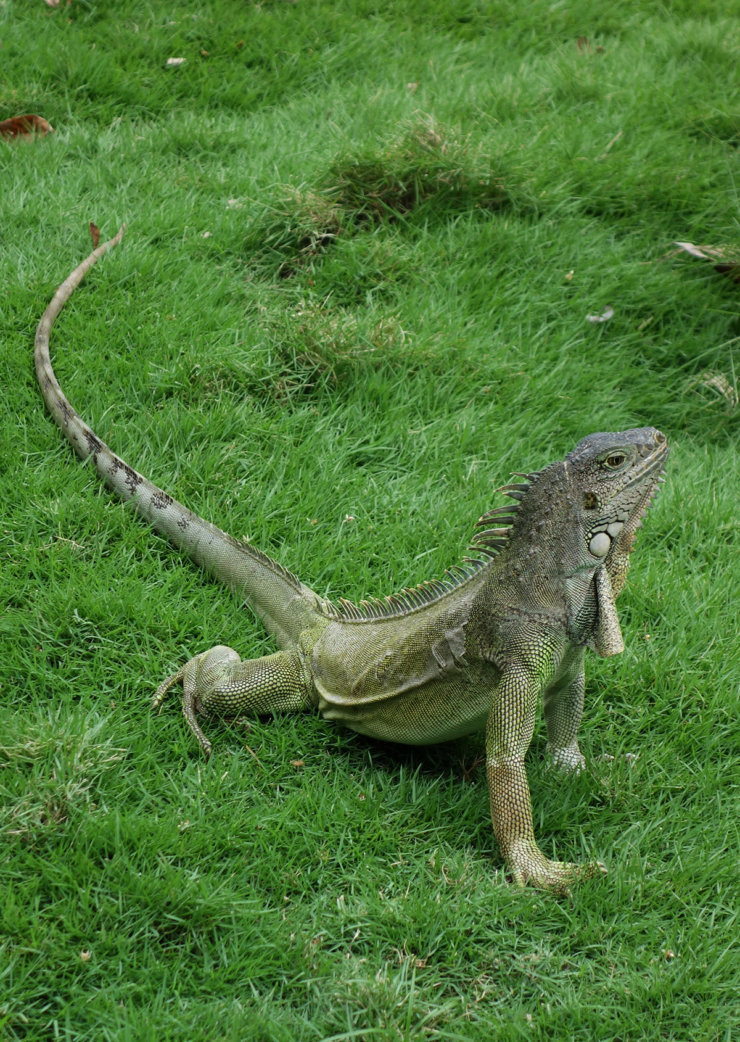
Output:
[{"xmin": 604, "ymin": 452, "xmax": 627, "ymax": 470}]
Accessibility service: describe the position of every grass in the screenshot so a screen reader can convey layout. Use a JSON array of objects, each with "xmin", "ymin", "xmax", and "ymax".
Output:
[{"xmin": 1, "ymin": 0, "xmax": 738, "ymax": 1039}]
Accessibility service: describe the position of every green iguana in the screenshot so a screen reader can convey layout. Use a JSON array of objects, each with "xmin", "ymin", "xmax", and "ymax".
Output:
[{"xmin": 35, "ymin": 225, "xmax": 669, "ymax": 892}]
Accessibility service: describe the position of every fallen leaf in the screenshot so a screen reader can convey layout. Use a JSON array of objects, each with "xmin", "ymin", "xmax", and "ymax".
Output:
[
  {"xmin": 674, "ymin": 240, "xmax": 740, "ymax": 281},
  {"xmin": 586, "ymin": 305, "xmax": 614, "ymax": 323},
  {"xmin": 577, "ymin": 36, "xmax": 605, "ymax": 53},
  {"xmin": 675, "ymin": 240, "xmax": 710, "ymax": 260},
  {"xmin": 690, "ymin": 370, "xmax": 738, "ymax": 410},
  {"xmin": 290, "ymin": 760, "xmax": 305, "ymax": 768},
  {"xmin": 89, "ymin": 222, "xmax": 100, "ymax": 249},
  {"xmin": 0, "ymin": 114, "xmax": 54, "ymax": 138}
]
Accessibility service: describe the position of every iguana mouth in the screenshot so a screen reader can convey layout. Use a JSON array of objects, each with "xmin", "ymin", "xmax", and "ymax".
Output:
[
  {"xmin": 593, "ymin": 435, "xmax": 668, "ymax": 578},
  {"xmin": 625, "ymin": 434, "xmax": 669, "ymax": 495},
  {"xmin": 625, "ymin": 435, "xmax": 670, "ymax": 524}
]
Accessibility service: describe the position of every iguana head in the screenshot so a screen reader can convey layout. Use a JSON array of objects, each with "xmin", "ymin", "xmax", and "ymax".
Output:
[
  {"xmin": 564, "ymin": 426, "xmax": 669, "ymax": 655},
  {"xmin": 565, "ymin": 426, "xmax": 668, "ymax": 563},
  {"xmin": 473, "ymin": 426, "xmax": 668, "ymax": 655}
]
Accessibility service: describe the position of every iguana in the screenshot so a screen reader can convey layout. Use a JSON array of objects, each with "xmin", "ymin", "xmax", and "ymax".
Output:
[{"xmin": 34, "ymin": 225, "xmax": 669, "ymax": 893}]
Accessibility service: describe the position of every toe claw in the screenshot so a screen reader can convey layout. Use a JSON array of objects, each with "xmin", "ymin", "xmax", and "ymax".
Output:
[{"xmin": 505, "ymin": 843, "xmax": 607, "ymax": 893}]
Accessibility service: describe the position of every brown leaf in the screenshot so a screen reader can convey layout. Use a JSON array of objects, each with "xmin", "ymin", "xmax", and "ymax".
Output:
[
  {"xmin": 690, "ymin": 370, "xmax": 738, "ymax": 410},
  {"xmin": 89, "ymin": 222, "xmax": 100, "ymax": 249},
  {"xmin": 576, "ymin": 36, "xmax": 604, "ymax": 54},
  {"xmin": 0, "ymin": 114, "xmax": 54, "ymax": 138}
]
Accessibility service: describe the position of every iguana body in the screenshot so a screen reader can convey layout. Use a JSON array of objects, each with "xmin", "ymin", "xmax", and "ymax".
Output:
[{"xmin": 35, "ymin": 226, "xmax": 669, "ymax": 892}]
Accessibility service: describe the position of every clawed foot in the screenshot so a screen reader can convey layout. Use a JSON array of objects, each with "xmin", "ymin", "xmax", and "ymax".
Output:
[
  {"xmin": 151, "ymin": 646, "xmax": 242, "ymax": 758},
  {"xmin": 506, "ymin": 843, "xmax": 607, "ymax": 895},
  {"xmin": 548, "ymin": 742, "xmax": 587, "ymax": 774}
]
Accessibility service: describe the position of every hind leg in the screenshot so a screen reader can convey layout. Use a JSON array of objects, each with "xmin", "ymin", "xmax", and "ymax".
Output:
[{"xmin": 153, "ymin": 645, "xmax": 315, "ymax": 756}]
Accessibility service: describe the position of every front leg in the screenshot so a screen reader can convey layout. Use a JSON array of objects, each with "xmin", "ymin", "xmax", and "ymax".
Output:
[
  {"xmin": 153, "ymin": 645, "xmax": 316, "ymax": 756},
  {"xmin": 543, "ymin": 649, "xmax": 587, "ymax": 773},
  {"xmin": 486, "ymin": 661, "xmax": 602, "ymax": 893}
]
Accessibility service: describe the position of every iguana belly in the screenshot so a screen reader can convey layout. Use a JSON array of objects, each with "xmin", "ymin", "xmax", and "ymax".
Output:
[{"xmin": 310, "ymin": 612, "xmax": 497, "ymax": 745}]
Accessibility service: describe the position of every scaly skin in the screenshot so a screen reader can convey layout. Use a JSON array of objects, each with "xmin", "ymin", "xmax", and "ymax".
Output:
[{"xmin": 34, "ymin": 227, "xmax": 669, "ymax": 892}]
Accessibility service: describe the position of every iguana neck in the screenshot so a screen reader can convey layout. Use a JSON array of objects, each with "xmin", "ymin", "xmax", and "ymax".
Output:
[{"xmin": 485, "ymin": 460, "xmax": 610, "ymax": 647}]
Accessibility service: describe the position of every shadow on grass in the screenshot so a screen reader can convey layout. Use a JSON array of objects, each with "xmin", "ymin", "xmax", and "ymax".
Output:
[{"xmin": 245, "ymin": 116, "xmax": 512, "ymax": 279}]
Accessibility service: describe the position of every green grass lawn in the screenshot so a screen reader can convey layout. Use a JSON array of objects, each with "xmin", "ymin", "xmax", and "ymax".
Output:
[{"xmin": 1, "ymin": 1, "xmax": 738, "ymax": 1039}]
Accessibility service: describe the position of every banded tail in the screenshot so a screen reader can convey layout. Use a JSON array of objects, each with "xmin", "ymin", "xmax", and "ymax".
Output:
[{"xmin": 34, "ymin": 226, "xmax": 325, "ymax": 647}]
